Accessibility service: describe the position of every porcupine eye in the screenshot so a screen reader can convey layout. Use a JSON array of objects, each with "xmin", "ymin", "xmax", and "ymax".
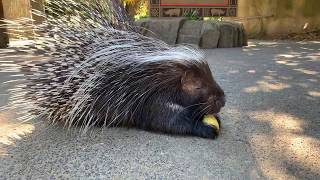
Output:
[
  {"xmin": 181, "ymin": 71, "xmax": 225, "ymax": 113},
  {"xmin": 180, "ymin": 71, "xmax": 208, "ymax": 104}
]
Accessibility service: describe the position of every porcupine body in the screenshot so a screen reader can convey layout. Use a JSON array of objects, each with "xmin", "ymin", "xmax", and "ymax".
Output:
[{"xmin": 1, "ymin": 0, "xmax": 225, "ymax": 139}]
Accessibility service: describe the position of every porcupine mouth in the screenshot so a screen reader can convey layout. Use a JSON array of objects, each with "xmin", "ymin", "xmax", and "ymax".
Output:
[
  {"xmin": 212, "ymin": 107, "xmax": 222, "ymax": 114},
  {"xmin": 208, "ymin": 105, "xmax": 224, "ymax": 114}
]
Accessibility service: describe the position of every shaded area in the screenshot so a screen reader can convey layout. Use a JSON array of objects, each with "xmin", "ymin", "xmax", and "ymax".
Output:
[{"xmin": 206, "ymin": 40, "xmax": 320, "ymax": 179}]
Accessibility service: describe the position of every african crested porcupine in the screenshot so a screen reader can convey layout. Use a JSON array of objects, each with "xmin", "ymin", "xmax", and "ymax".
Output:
[{"xmin": 0, "ymin": 0, "xmax": 225, "ymax": 139}]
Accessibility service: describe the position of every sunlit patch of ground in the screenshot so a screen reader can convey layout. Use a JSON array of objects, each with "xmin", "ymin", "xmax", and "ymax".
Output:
[
  {"xmin": 0, "ymin": 111, "xmax": 34, "ymax": 156},
  {"xmin": 308, "ymin": 91, "xmax": 320, "ymax": 97},
  {"xmin": 242, "ymin": 80, "xmax": 291, "ymax": 93},
  {"xmin": 248, "ymin": 110, "xmax": 320, "ymax": 179},
  {"xmin": 293, "ymin": 68, "xmax": 319, "ymax": 75}
]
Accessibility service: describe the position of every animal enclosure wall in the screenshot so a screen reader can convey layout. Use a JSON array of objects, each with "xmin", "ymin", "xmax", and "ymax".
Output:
[
  {"xmin": 149, "ymin": 0, "xmax": 237, "ymax": 17},
  {"xmin": 237, "ymin": 0, "xmax": 320, "ymax": 37}
]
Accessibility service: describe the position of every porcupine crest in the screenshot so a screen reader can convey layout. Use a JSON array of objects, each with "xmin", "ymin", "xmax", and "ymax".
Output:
[{"xmin": 0, "ymin": 0, "xmax": 220, "ymax": 133}]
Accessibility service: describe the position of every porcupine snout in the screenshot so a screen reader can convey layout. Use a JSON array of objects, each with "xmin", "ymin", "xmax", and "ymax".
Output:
[{"xmin": 207, "ymin": 89, "xmax": 226, "ymax": 114}]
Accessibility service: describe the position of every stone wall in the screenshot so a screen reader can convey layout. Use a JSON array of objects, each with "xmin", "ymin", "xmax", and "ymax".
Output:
[
  {"xmin": 137, "ymin": 18, "xmax": 247, "ymax": 48},
  {"xmin": 236, "ymin": 0, "xmax": 320, "ymax": 38}
]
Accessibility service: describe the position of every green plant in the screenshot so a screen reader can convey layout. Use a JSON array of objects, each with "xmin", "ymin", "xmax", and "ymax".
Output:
[{"xmin": 183, "ymin": 10, "xmax": 202, "ymax": 20}]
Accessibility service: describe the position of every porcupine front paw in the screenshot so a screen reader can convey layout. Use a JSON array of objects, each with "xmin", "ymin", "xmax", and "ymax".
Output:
[{"xmin": 192, "ymin": 122, "xmax": 219, "ymax": 139}]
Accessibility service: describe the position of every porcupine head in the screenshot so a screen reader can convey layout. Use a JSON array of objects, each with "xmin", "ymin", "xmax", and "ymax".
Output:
[
  {"xmin": 178, "ymin": 62, "xmax": 226, "ymax": 118},
  {"xmin": 103, "ymin": 55, "xmax": 227, "ymax": 139},
  {"xmin": 137, "ymin": 58, "xmax": 227, "ymax": 139}
]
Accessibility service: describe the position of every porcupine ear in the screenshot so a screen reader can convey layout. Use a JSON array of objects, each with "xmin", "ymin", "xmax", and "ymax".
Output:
[{"xmin": 181, "ymin": 71, "xmax": 202, "ymax": 95}]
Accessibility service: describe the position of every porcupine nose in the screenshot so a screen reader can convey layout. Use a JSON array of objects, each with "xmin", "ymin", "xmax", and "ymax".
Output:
[{"xmin": 208, "ymin": 95, "xmax": 225, "ymax": 113}]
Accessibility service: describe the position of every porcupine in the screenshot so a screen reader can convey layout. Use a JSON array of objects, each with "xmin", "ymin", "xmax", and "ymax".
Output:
[{"xmin": 0, "ymin": 0, "xmax": 225, "ymax": 139}]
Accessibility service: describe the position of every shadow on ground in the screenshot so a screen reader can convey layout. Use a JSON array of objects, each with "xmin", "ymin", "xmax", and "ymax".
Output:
[{"xmin": 206, "ymin": 40, "xmax": 320, "ymax": 179}]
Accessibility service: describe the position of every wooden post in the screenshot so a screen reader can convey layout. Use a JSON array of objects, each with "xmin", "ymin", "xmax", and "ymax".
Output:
[
  {"xmin": 0, "ymin": 0, "xmax": 45, "ymax": 41},
  {"xmin": 2, "ymin": 0, "xmax": 34, "ymax": 38},
  {"xmin": 0, "ymin": 0, "xmax": 9, "ymax": 48}
]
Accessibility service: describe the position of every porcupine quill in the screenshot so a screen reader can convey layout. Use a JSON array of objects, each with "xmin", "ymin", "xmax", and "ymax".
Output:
[{"xmin": 0, "ymin": 0, "xmax": 226, "ymax": 139}]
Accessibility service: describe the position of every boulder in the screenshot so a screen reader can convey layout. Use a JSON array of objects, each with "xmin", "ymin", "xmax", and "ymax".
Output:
[
  {"xmin": 239, "ymin": 23, "xmax": 248, "ymax": 46},
  {"xmin": 200, "ymin": 22, "xmax": 220, "ymax": 49},
  {"xmin": 218, "ymin": 21, "xmax": 248, "ymax": 48},
  {"xmin": 177, "ymin": 20, "xmax": 203, "ymax": 45},
  {"xmin": 218, "ymin": 21, "xmax": 237, "ymax": 48},
  {"xmin": 137, "ymin": 18, "xmax": 186, "ymax": 45}
]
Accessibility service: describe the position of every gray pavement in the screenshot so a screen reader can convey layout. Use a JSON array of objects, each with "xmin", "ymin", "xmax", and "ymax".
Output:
[{"xmin": 0, "ymin": 40, "xmax": 319, "ymax": 179}]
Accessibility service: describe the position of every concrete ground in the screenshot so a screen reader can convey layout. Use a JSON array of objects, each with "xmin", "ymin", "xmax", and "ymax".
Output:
[{"xmin": 0, "ymin": 40, "xmax": 319, "ymax": 179}]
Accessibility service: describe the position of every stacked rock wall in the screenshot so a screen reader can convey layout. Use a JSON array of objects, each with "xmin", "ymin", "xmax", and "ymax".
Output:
[{"xmin": 136, "ymin": 18, "xmax": 247, "ymax": 48}]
